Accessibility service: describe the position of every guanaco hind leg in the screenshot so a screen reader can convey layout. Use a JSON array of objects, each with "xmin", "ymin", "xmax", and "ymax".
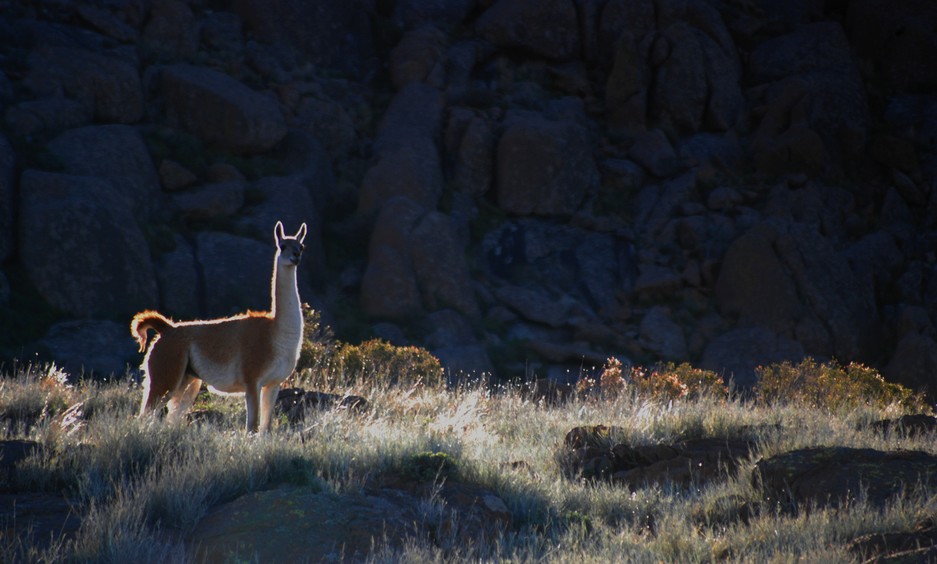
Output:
[
  {"xmin": 167, "ymin": 375, "xmax": 202, "ymax": 420},
  {"xmin": 139, "ymin": 341, "xmax": 188, "ymax": 417}
]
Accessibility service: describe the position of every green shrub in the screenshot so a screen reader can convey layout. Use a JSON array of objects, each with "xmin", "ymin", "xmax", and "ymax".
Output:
[
  {"xmin": 402, "ymin": 451, "xmax": 458, "ymax": 482},
  {"xmin": 754, "ymin": 358, "xmax": 929, "ymax": 413},
  {"xmin": 328, "ymin": 339, "xmax": 443, "ymax": 389},
  {"xmin": 295, "ymin": 304, "xmax": 335, "ymax": 374}
]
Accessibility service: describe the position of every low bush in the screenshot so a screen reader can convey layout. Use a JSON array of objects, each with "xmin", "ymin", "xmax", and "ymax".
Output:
[
  {"xmin": 631, "ymin": 362, "xmax": 727, "ymax": 401},
  {"xmin": 579, "ymin": 359, "xmax": 726, "ymax": 402},
  {"xmin": 295, "ymin": 306, "xmax": 443, "ymax": 391},
  {"xmin": 754, "ymin": 358, "xmax": 929, "ymax": 413},
  {"xmin": 327, "ymin": 339, "xmax": 444, "ymax": 389}
]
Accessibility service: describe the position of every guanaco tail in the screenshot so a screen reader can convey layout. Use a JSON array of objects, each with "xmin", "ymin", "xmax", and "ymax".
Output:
[{"xmin": 131, "ymin": 221, "xmax": 307, "ymax": 433}]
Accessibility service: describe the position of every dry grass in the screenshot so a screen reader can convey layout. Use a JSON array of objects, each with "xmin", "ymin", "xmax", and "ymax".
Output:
[{"xmin": 0, "ymin": 360, "xmax": 934, "ymax": 562}]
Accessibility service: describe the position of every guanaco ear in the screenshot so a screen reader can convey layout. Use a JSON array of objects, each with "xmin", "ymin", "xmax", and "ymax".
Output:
[
  {"xmin": 296, "ymin": 223, "xmax": 307, "ymax": 244},
  {"xmin": 275, "ymin": 221, "xmax": 285, "ymax": 243}
]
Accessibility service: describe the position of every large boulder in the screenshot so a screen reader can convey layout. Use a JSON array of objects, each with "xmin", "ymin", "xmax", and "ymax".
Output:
[
  {"xmin": 599, "ymin": 0, "xmax": 656, "ymax": 63},
  {"xmin": 4, "ymin": 98, "xmax": 92, "ymax": 137},
  {"xmin": 451, "ymin": 113, "xmax": 495, "ymax": 196},
  {"xmin": 359, "ymin": 84, "xmax": 445, "ymax": 216},
  {"xmin": 47, "ymin": 125, "xmax": 161, "ymax": 218},
  {"xmin": 700, "ymin": 327, "xmax": 805, "ymax": 390},
  {"xmin": 495, "ymin": 112, "xmax": 597, "ymax": 216},
  {"xmin": 360, "ymin": 199, "xmax": 426, "ymax": 320},
  {"xmin": 361, "ymin": 197, "xmax": 478, "ymax": 320},
  {"xmin": 171, "ymin": 182, "xmax": 245, "ymax": 221},
  {"xmin": 232, "ymin": 0, "xmax": 374, "ymax": 76},
  {"xmin": 394, "ymin": 0, "xmax": 475, "ymax": 31},
  {"xmin": 0, "ymin": 134, "xmax": 12, "ymax": 261},
  {"xmin": 605, "ymin": 2, "xmax": 741, "ymax": 133},
  {"xmin": 475, "ymin": 0, "xmax": 579, "ymax": 61},
  {"xmin": 884, "ymin": 331, "xmax": 937, "ymax": 401},
  {"xmin": 604, "ymin": 32, "xmax": 652, "ymax": 131},
  {"xmin": 195, "ymin": 232, "xmax": 273, "ymax": 316},
  {"xmin": 388, "ymin": 25, "xmax": 448, "ymax": 90},
  {"xmin": 35, "ymin": 320, "xmax": 137, "ymax": 378},
  {"xmin": 24, "ymin": 47, "xmax": 143, "ymax": 123},
  {"xmin": 294, "ymin": 96, "xmax": 357, "ymax": 160},
  {"xmin": 410, "ymin": 212, "xmax": 479, "ymax": 317},
  {"xmin": 748, "ymin": 22, "xmax": 868, "ymax": 170},
  {"xmin": 18, "ymin": 170, "xmax": 158, "ymax": 318},
  {"xmin": 494, "ymin": 285, "xmax": 577, "ymax": 328},
  {"xmin": 600, "ymin": 0, "xmax": 656, "ymax": 128},
  {"xmin": 736, "ymin": 0, "xmax": 823, "ymax": 28},
  {"xmin": 639, "ymin": 307, "xmax": 687, "ymax": 361},
  {"xmin": 142, "ymin": 0, "xmax": 199, "ymax": 59},
  {"xmin": 715, "ymin": 218, "xmax": 878, "ymax": 362},
  {"xmin": 433, "ymin": 344, "xmax": 495, "ymax": 384},
  {"xmin": 161, "ymin": 64, "xmax": 287, "ymax": 154},
  {"xmin": 846, "ymin": 0, "xmax": 937, "ymax": 93},
  {"xmin": 482, "ymin": 219, "xmax": 631, "ymax": 320},
  {"xmin": 154, "ymin": 236, "xmax": 201, "ymax": 319},
  {"xmin": 73, "ymin": 4, "xmax": 138, "ymax": 43},
  {"xmin": 651, "ymin": 22, "xmax": 717, "ymax": 133},
  {"xmin": 271, "ymin": 131, "xmax": 337, "ymax": 211},
  {"xmin": 629, "ymin": 129, "xmax": 678, "ymax": 178},
  {"xmin": 377, "ymin": 85, "xmax": 444, "ymax": 158}
]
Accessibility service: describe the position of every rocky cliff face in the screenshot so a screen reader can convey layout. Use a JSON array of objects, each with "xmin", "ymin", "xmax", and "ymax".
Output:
[{"xmin": 0, "ymin": 0, "xmax": 935, "ymax": 397}]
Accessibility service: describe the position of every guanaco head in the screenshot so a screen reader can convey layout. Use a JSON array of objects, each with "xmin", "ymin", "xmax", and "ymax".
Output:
[{"xmin": 275, "ymin": 221, "xmax": 307, "ymax": 267}]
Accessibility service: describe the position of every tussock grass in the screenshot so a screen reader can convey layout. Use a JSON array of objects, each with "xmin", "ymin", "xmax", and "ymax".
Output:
[{"xmin": 0, "ymin": 361, "xmax": 934, "ymax": 562}]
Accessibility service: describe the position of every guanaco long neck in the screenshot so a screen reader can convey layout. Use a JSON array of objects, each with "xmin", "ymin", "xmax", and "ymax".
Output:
[{"xmin": 270, "ymin": 255, "xmax": 302, "ymax": 334}]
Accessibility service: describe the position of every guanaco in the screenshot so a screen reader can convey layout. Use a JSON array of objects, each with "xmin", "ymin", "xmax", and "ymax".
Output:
[{"xmin": 131, "ymin": 221, "xmax": 307, "ymax": 433}]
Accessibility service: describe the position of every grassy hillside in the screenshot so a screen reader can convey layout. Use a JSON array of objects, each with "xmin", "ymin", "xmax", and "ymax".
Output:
[{"xmin": 0, "ymin": 356, "xmax": 934, "ymax": 562}]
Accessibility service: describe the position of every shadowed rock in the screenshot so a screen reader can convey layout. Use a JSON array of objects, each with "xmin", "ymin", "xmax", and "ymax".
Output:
[
  {"xmin": 162, "ymin": 64, "xmax": 287, "ymax": 154},
  {"xmin": 848, "ymin": 518, "xmax": 937, "ymax": 564},
  {"xmin": 47, "ymin": 124, "xmax": 161, "ymax": 218},
  {"xmin": 0, "ymin": 440, "xmax": 40, "ymax": 491},
  {"xmin": 18, "ymin": 170, "xmax": 158, "ymax": 318},
  {"xmin": 495, "ymin": 112, "xmax": 597, "ymax": 216},
  {"xmin": 0, "ymin": 135, "xmax": 13, "ymax": 262},
  {"xmin": 476, "ymin": 0, "xmax": 579, "ymax": 61},
  {"xmin": 274, "ymin": 387, "xmax": 369, "ymax": 424},
  {"xmin": 754, "ymin": 447, "xmax": 937, "ymax": 509},
  {"xmin": 867, "ymin": 415, "xmax": 937, "ymax": 437},
  {"xmin": 25, "ymin": 47, "xmax": 143, "ymax": 123},
  {"xmin": 189, "ymin": 479, "xmax": 510, "ymax": 561},
  {"xmin": 561, "ymin": 426, "xmax": 754, "ymax": 489},
  {"xmin": 0, "ymin": 492, "xmax": 82, "ymax": 552}
]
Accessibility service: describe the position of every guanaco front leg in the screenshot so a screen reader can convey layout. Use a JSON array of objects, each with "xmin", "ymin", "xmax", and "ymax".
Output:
[
  {"xmin": 245, "ymin": 383, "xmax": 261, "ymax": 433},
  {"xmin": 258, "ymin": 383, "xmax": 281, "ymax": 434}
]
